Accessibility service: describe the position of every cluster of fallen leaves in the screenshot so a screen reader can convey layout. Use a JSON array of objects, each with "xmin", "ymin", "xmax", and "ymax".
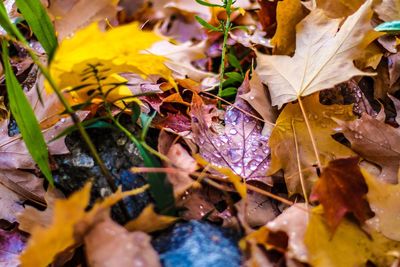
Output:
[{"xmin": 1, "ymin": 0, "xmax": 400, "ymax": 266}]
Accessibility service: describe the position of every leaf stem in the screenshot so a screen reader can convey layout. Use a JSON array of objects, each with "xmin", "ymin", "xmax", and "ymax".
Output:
[
  {"xmin": 291, "ymin": 119, "xmax": 309, "ymax": 209},
  {"xmin": 297, "ymin": 96, "xmax": 322, "ymax": 170}
]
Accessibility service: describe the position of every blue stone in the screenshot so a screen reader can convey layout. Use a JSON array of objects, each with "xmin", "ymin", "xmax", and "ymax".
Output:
[{"xmin": 153, "ymin": 221, "xmax": 241, "ymax": 267}]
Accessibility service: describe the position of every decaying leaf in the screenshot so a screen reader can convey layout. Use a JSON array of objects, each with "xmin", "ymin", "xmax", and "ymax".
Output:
[
  {"xmin": 149, "ymin": 40, "xmax": 216, "ymax": 82},
  {"xmin": 310, "ymin": 157, "xmax": 373, "ymax": 232},
  {"xmin": 266, "ymin": 204, "xmax": 309, "ymax": 263},
  {"xmin": 268, "ymin": 94, "xmax": 356, "ymax": 195},
  {"xmin": 374, "ymin": 0, "xmax": 400, "ymax": 22},
  {"xmin": 305, "ymin": 206, "xmax": 400, "ymax": 267},
  {"xmin": 363, "ymin": 169, "xmax": 400, "ymax": 241},
  {"xmin": 19, "ymin": 182, "xmax": 148, "ymax": 267},
  {"xmin": 0, "ymin": 226, "xmax": 27, "ymax": 267},
  {"xmin": 335, "ymin": 112, "xmax": 400, "ymax": 183},
  {"xmin": 256, "ymin": 0, "xmax": 374, "ymax": 108},
  {"xmin": 17, "ymin": 187, "xmax": 64, "ymax": 234},
  {"xmin": 125, "ymin": 204, "xmax": 177, "ymax": 233},
  {"xmin": 270, "ymin": 0, "xmax": 307, "ymax": 56},
  {"xmin": 85, "ymin": 216, "xmax": 161, "ymax": 267},
  {"xmin": 158, "ymin": 130, "xmax": 197, "ymax": 197},
  {"xmin": 191, "ymin": 76, "xmax": 272, "ymax": 186},
  {"xmin": 48, "ymin": 0, "xmax": 119, "ymax": 40}
]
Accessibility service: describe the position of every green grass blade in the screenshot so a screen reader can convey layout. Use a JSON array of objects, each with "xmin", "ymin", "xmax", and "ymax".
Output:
[
  {"xmin": 15, "ymin": 0, "xmax": 57, "ymax": 59},
  {"xmin": 375, "ymin": 20, "xmax": 400, "ymax": 34},
  {"xmin": 2, "ymin": 40, "xmax": 53, "ymax": 185}
]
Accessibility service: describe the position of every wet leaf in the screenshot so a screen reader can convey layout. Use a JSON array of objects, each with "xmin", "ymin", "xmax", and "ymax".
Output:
[
  {"xmin": 335, "ymin": 112, "xmax": 400, "ymax": 184},
  {"xmin": 268, "ymin": 94, "xmax": 356, "ymax": 195},
  {"xmin": 256, "ymin": 0, "xmax": 375, "ymax": 108},
  {"xmin": 363, "ymin": 169, "xmax": 400, "ymax": 241},
  {"xmin": 191, "ymin": 75, "xmax": 272, "ymax": 186},
  {"xmin": 310, "ymin": 157, "xmax": 373, "ymax": 232},
  {"xmin": 305, "ymin": 206, "xmax": 400, "ymax": 267}
]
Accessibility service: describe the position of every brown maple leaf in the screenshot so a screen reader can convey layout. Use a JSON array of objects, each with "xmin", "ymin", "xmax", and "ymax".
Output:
[
  {"xmin": 191, "ymin": 75, "xmax": 271, "ymax": 185},
  {"xmin": 335, "ymin": 112, "xmax": 400, "ymax": 184},
  {"xmin": 310, "ymin": 157, "xmax": 373, "ymax": 232}
]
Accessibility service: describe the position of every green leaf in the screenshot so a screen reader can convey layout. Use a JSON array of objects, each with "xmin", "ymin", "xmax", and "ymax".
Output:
[
  {"xmin": 221, "ymin": 87, "xmax": 238, "ymax": 97},
  {"xmin": 195, "ymin": 16, "xmax": 222, "ymax": 32},
  {"xmin": 15, "ymin": 0, "xmax": 57, "ymax": 59},
  {"xmin": 139, "ymin": 112, "xmax": 156, "ymax": 141},
  {"xmin": 375, "ymin": 20, "xmax": 400, "ymax": 34},
  {"xmin": 225, "ymin": 71, "xmax": 243, "ymax": 82},
  {"xmin": 1, "ymin": 40, "xmax": 53, "ymax": 185},
  {"xmin": 228, "ymin": 51, "xmax": 242, "ymax": 72},
  {"xmin": 195, "ymin": 0, "xmax": 222, "ymax": 7},
  {"xmin": 137, "ymin": 142, "xmax": 175, "ymax": 216}
]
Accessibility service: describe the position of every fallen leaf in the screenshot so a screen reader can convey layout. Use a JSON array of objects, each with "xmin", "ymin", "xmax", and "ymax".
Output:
[
  {"xmin": 149, "ymin": 40, "xmax": 217, "ymax": 82},
  {"xmin": 374, "ymin": 0, "xmax": 400, "ymax": 22},
  {"xmin": 316, "ymin": 0, "xmax": 365, "ymax": 18},
  {"xmin": 48, "ymin": 0, "xmax": 118, "ymax": 40},
  {"xmin": 158, "ymin": 130, "xmax": 197, "ymax": 197},
  {"xmin": 389, "ymin": 94, "xmax": 400, "ymax": 125},
  {"xmin": 363, "ymin": 169, "xmax": 400, "ymax": 241},
  {"xmin": 388, "ymin": 53, "xmax": 400, "ymax": 87},
  {"xmin": 310, "ymin": 157, "xmax": 373, "ymax": 232},
  {"xmin": 49, "ymin": 22, "xmax": 174, "ymax": 105},
  {"xmin": 335, "ymin": 112, "xmax": 400, "ymax": 183},
  {"xmin": 270, "ymin": 0, "xmax": 307, "ymax": 55},
  {"xmin": 305, "ymin": 206, "xmax": 400, "ymax": 267},
  {"xmin": 85, "ymin": 216, "xmax": 161, "ymax": 267},
  {"xmin": 125, "ymin": 204, "xmax": 177, "ymax": 233},
  {"xmin": 256, "ymin": 0, "xmax": 374, "ymax": 108},
  {"xmin": 268, "ymin": 94, "xmax": 356, "ymax": 195},
  {"xmin": 17, "ymin": 187, "xmax": 64, "ymax": 233},
  {"xmin": 0, "ymin": 226, "xmax": 27, "ymax": 267},
  {"xmin": 256, "ymin": 0, "xmax": 278, "ymax": 34},
  {"xmin": 191, "ymin": 75, "xmax": 272, "ymax": 186},
  {"xmin": 153, "ymin": 113, "xmax": 192, "ymax": 133},
  {"xmin": 0, "ymin": 184, "xmax": 24, "ymax": 223},
  {"xmin": 19, "ymin": 182, "xmax": 148, "ymax": 267},
  {"xmin": 266, "ymin": 204, "xmax": 309, "ymax": 262},
  {"xmin": 239, "ymin": 72, "xmax": 277, "ymax": 135}
]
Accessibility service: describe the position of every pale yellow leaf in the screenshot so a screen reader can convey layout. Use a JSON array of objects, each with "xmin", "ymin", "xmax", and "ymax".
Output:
[
  {"xmin": 363, "ymin": 169, "xmax": 400, "ymax": 241},
  {"xmin": 256, "ymin": 0, "xmax": 375, "ymax": 108}
]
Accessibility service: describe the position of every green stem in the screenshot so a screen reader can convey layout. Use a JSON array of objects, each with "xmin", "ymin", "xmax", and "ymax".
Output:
[
  {"xmin": 7, "ymin": 35, "xmax": 115, "ymax": 191},
  {"xmin": 217, "ymin": 0, "xmax": 233, "ymax": 107}
]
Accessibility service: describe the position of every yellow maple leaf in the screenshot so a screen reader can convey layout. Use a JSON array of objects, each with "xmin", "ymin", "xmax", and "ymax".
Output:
[
  {"xmin": 19, "ymin": 183, "xmax": 148, "ymax": 267},
  {"xmin": 256, "ymin": 0, "xmax": 375, "ymax": 109},
  {"xmin": 48, "ymin": 22, "xmax": 174, "ymax": 105},
  {"xmin": 267, "ymin": 94, "xmax": 356, "ymax": 196},
  {"xmin": 305, "ymin": 206, "xmax": 400, "ymax": 267}
]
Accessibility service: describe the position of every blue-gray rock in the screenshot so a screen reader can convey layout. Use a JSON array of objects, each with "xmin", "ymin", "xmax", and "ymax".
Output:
[{"xmin": 153, "ymin": 221, "xmax": 241, "ymax": 267}]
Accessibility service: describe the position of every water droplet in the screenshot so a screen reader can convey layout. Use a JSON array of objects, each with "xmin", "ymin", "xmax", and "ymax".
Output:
[
  {"xmin": 228, "ymin": 148, "xmax": 242, "ymax": 163},
  {"xmin": 229, "ymin": 129, "xmax": 237, "ymax": 135},
  {"xmin": 249, "ymin": 96, "xmax": 255, "ymax": 100},
  {"xmin": 60, "ymin": 118, "xmax": 66, "ymax": 123}
]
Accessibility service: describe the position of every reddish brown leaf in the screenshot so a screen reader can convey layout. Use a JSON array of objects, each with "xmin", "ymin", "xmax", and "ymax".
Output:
[
  {"xmin": 310, "ymin": 157, "xmax": 373, "ymax": 232},
  {"xmin": 153, "ymin": 113, "xmax": 191, "ymax": 133},
  {"xmin": 257, "ymin": 0, "xmax": 278, "ymax": 36}
]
